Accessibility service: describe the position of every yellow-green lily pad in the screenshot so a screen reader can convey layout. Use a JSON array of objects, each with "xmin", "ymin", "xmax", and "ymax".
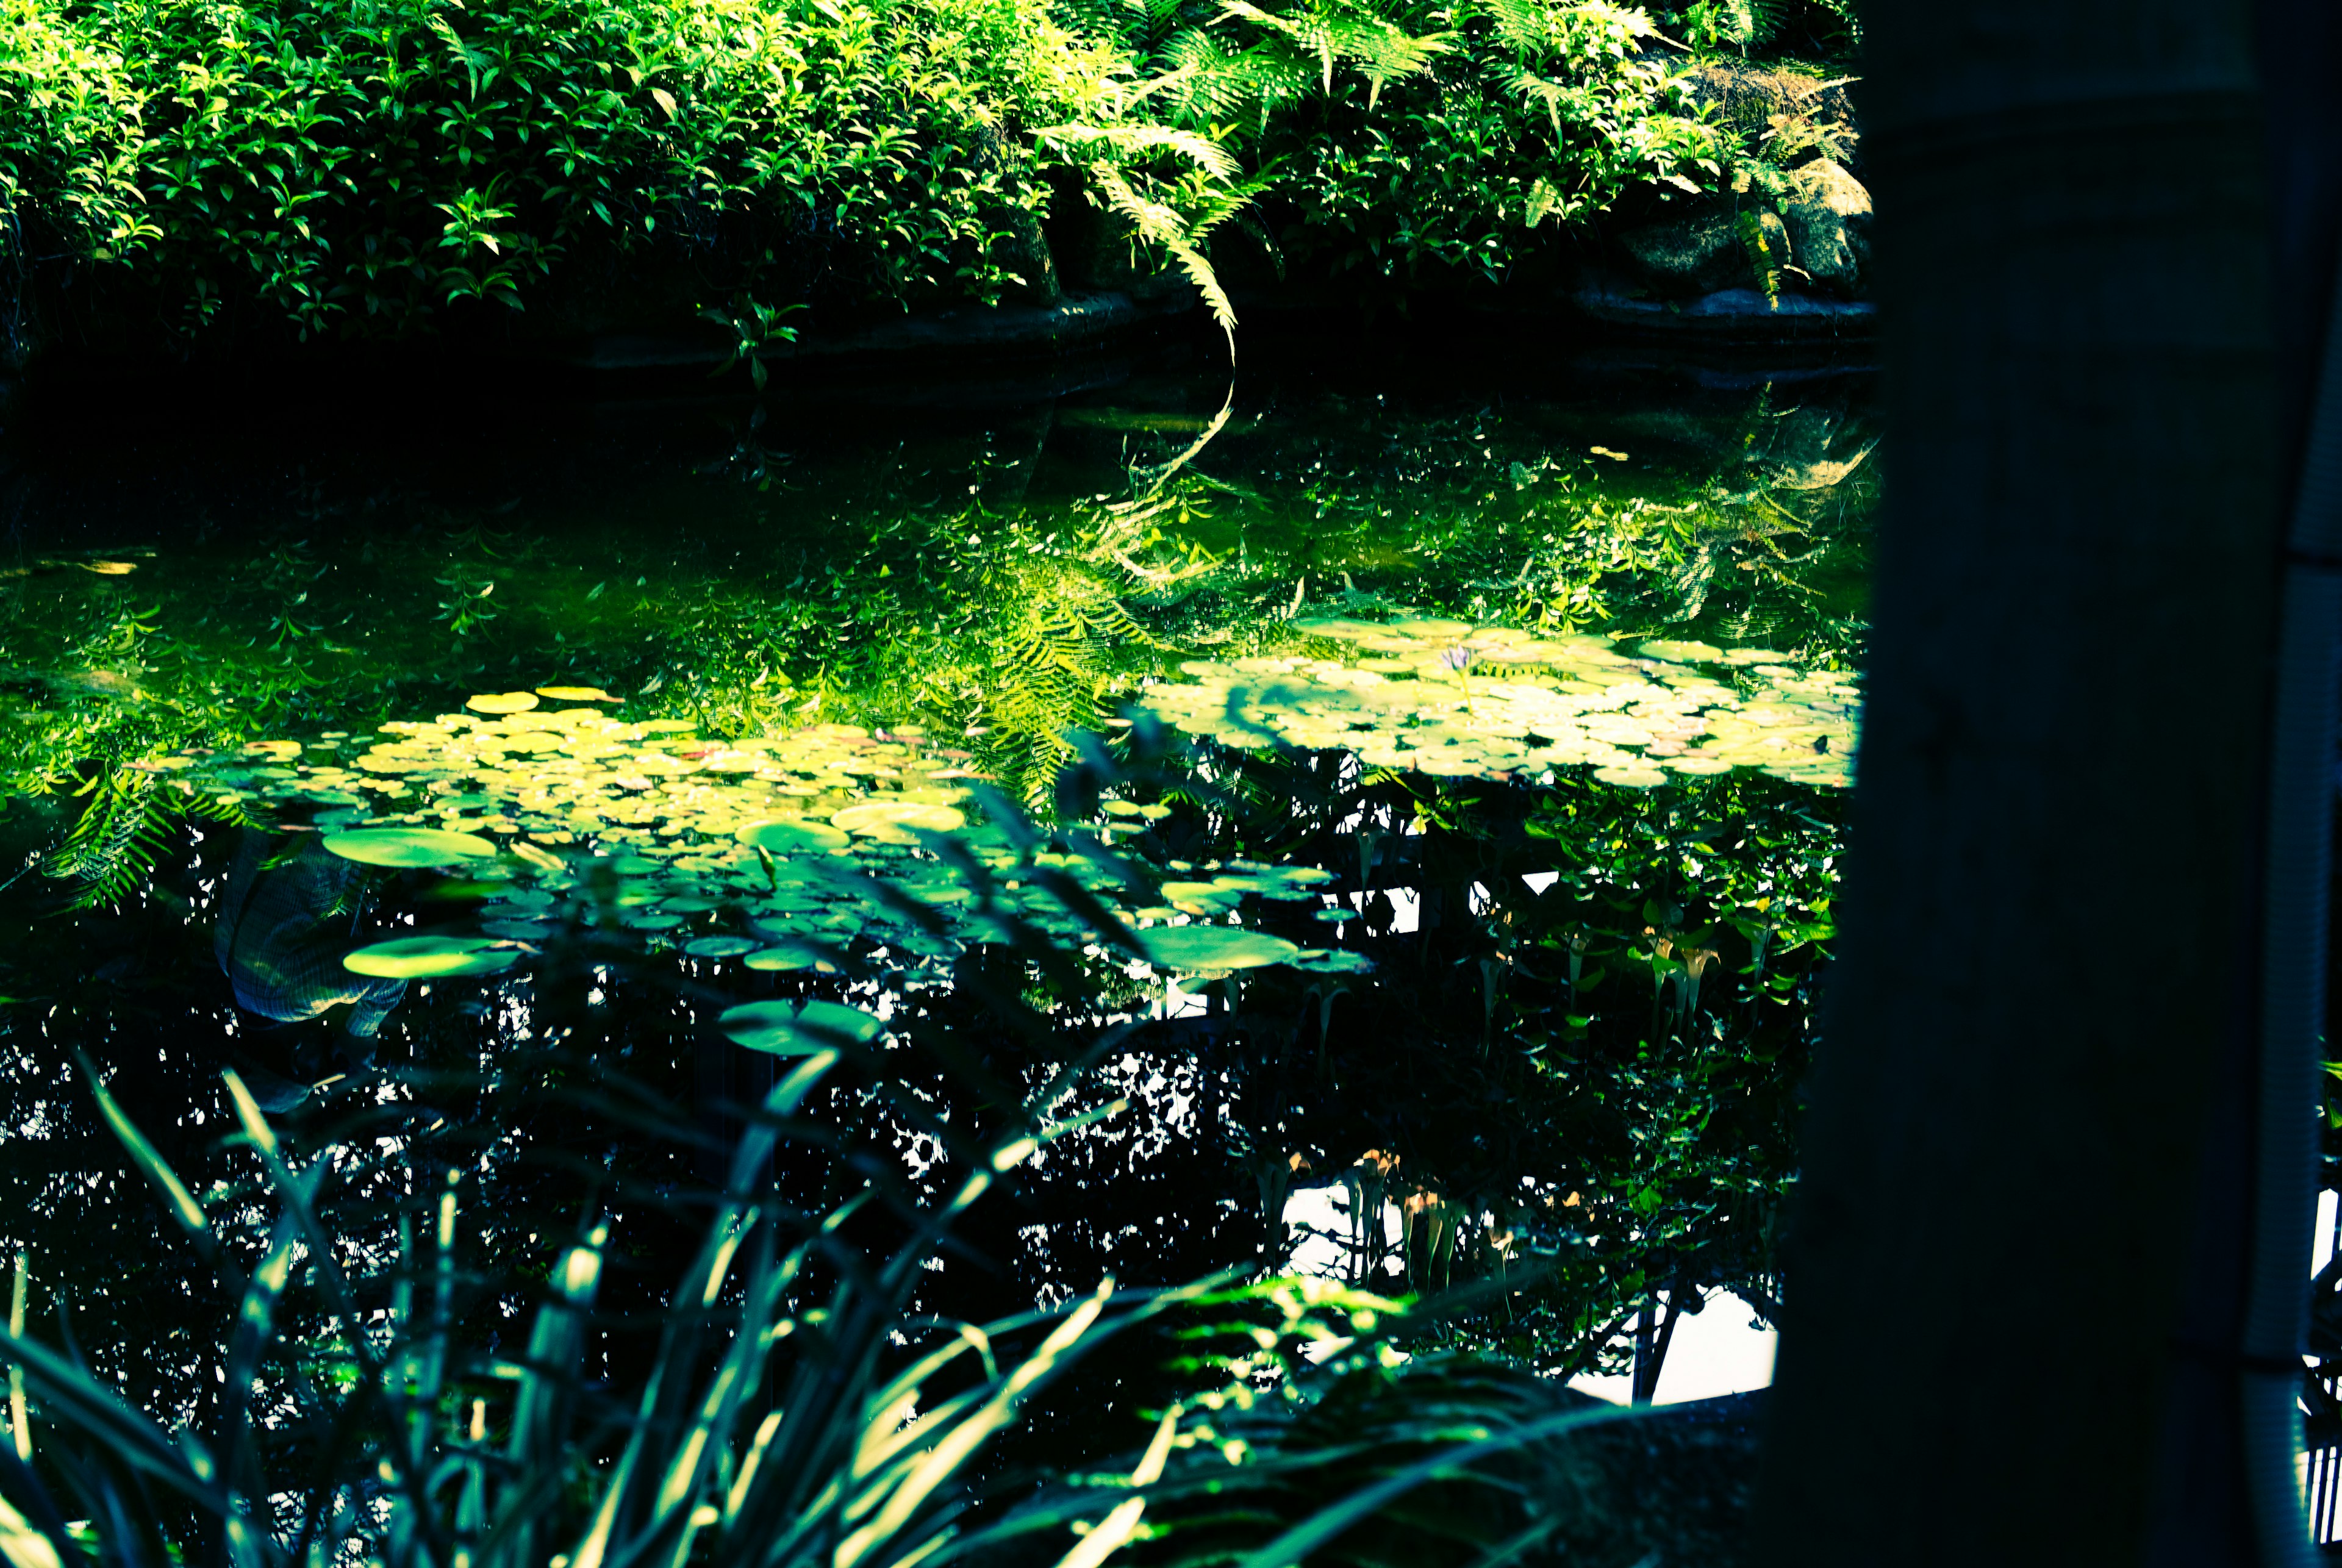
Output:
[
  {"xmin": 830, "ymin": 801, "xmax": 966, "ymax": 843},
  {"xmin": 743, "ymin": 940, "xmax": 838, "ymax": 973},
  {"xmin": 343, "ymin": 936, "xmax": 517, "ymax": 979},
  {"xmin": 1143, "ymin": 927, "xmax": 1302, "ymax": 972},
  {"xmin": 323, "ymin": 828, "xmax": 498, "ymax": 867},
  {"xmin": 465, "ymin": 692, "xmax": 541, "ymax": 714},
  {"xmin": 737, "ymin": 819, "xmax": 851, "ymax": 854}
]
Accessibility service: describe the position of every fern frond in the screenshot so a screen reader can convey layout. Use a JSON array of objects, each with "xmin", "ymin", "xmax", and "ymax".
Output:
[
  {"xmin": 1477, "ymin": 0, "xmax": 1550, "ymax": 54},
  {"xmin": 1514, "ymin": 70, "xmax": 1589, "ymax": 137},
  {"xmin": 1159, "ymin": 29, "xmax": 1313, "ymax": 121},
  {"xmin": 1216, "ymin": 0, "xmax": 1447, "ymax": 103},
  {"xmin": 45, "ymin": 768, "xmax": 172, "ymax": 910},
  {"xmin": 1094, "ymin": 167, "xmax": 1237, "ymax": 349},
  {"xmin": 1323, "ymin": 13, "xmax": 1450, "ymax": 106},
  {"xmin": 1036, "ymin": 123, "xmax": 1240, "ymax": 181}
]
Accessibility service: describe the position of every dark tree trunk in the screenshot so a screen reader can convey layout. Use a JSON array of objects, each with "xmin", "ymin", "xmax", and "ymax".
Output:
[{"xmin": 1752, "ymin": 0, "xmax": 2290, "ymax": 1561}]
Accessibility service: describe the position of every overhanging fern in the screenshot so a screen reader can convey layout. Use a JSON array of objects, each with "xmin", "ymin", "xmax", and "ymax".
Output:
[{"xmin": 45, "ymin": 765, "xmax": 250, "ymax": 910}]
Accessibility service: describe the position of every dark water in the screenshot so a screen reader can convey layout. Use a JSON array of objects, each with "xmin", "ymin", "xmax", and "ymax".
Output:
[{"xmin": 0, "ymin": 339, "xmax": 1873, "ymax": 1530}]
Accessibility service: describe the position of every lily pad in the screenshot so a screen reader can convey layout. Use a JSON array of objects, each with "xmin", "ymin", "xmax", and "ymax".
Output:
[
  {"xmin": 465, "ymin": 692, "xmax": 541, "ymax": 714},
  {"xmin": 537, "ymin": 685, "xmax": 618, "ymax": 702},
  {"xmin": 684, "ymin": 936, "xmax": 759, "ymax": 959},
  {"xmin": 1142, "ymin": 927, "xmax": 1303, "ymax": 972},
  {"xmin": 743, "ymin": 940, "xmax": 839, "ymax": 972},
  {"xmin": 1289, "ymin": 948, "xmax": 1375, "ymax": 973},
  {"xmin": 1592, "ymin": 765, "xmax": 1671, "ymax": 789},
  {"xmin": 737, "ymin": 818, "xmax": 851, "ymax": 855},
  {"xmin": 831, "ymin": 801, "xmax": 966, "ymax": 843},
  {"xmin": 719, "ymin": 998, "xmax": 886, "ymax": 1054},
  {"xmin": 343, "ymin": 936, "xmax": 517, "ymax": 979},
  {"xmin": 1638, "ymin": 640, "xmax": 1724, "ymax": 664},
  {"xmin": 323, "ymin": 827, "xmax": 498, "ymax": 867}
]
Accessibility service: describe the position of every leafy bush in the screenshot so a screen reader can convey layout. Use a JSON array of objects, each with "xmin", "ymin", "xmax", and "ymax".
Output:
[
  {"xmin": 1098, "ymin": 0, "xmax": 1734, "ymax": 295},
  {"xmin": 0, "ymin": 0, "xmax": 1803, "ymax": 356},
  {"xmin": 0, "ymin": 0, "xmax": 1227, "ymax": 355}
]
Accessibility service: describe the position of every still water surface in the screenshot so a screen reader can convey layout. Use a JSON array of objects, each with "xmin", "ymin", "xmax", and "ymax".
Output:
[{"xmin": 0, "ymin": 346, "xmax": 1872, "ymax": 1460}]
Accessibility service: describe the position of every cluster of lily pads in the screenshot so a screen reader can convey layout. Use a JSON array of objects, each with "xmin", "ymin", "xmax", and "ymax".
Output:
[
  {"xmin": 159, "ymin": 687, "xmax": 1363, "ymax": 1053},
  {"xmin": 151, "ymin": 615, "xmax": 1860, "ymax": 1051},
  {"xmin": 1134, "ymin": 615, "xmax": 1858, "ymax": 789}
]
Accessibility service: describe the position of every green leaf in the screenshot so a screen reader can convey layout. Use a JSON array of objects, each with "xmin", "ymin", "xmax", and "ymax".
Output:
[
  {"xmin": 1142, "ymin": 927, "xmax": 1301, "ymax": 972},
  {"xmin": 343, "ymin": 936, "xmax": 519, "ymax": 978},
  {"xmin": 719, "ymin": 998, "xmax": 885, "ymax": 1054},
  {"xmin": 76, "ymin": 1054, "xmax": 210, "ymax": 1245},
  {"xmin": 323, "ymin": 827, "xmax": 498, "ymax": 867}
]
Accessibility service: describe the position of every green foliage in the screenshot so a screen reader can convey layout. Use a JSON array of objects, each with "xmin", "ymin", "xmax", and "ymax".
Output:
[
  {"xmin": 1665, "ymin": 0, "xmax": 1859, "ymax": 60},
  {"xmin": 40, "ymin": 765, "xmax": 249, "ymax": 911},
  {"xmin": 0, "ymin": 0, "xmax": 1835, "ymax": 350},
  {"xmin": 0, "ymin": 863, "xmax": 1186, "ymax": 1568},
  {"xmin": 0, "ymin": 0, "xmax": 1235, "ymax": 353},
  {"xmin": 1114, "ymin": 0, "xmax": 1732, "ymax": 292}
]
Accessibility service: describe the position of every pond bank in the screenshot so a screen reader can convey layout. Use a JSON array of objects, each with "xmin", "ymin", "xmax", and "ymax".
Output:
[{"xmin": 2, "ymin": 291, "xmax": 1874, "ymax": 431}]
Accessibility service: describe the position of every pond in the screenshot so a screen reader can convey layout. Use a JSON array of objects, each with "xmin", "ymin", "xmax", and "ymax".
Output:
[{"xmin": 0, "ymin": 338, "xmax": 1874, "ymax": 1564}]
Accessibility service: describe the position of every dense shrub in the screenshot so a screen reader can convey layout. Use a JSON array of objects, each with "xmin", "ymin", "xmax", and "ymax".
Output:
[
  {"xmin": 0, "ymin": 0, "xmax": 1842, "ymax": 357},
  {"xmin": 0, "ymin": 0, "xmax": 1195, "ymax": 353},
  {"xmin": 1108, "ymin": 0, "xmax": 1731, "ymax": 292}
]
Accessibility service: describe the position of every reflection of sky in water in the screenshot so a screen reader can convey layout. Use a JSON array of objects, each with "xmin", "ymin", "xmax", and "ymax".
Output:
[{"xmin": 1281, "ymin": 1180, "xmax": 1777, "ymax": 1406}]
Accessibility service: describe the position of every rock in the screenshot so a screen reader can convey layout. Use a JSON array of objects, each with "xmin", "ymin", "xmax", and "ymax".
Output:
[
  {"xmin": 1569, "ymin": 271, "xmax": 1877, "ymax": 342},
  {"xmin": 1616, "ymin": 208, "xmax": 1788, "ymax": 297},
  {"xmin": 989, "ymin": 206, "xmax": 1061, "ymax": 307},
  {"xmin": 1686, "ymin": 60, "xmax": 1857, "ymax": 140},
  {"xmin": 1780, "ymin": 159, "xmax": 1871, "ymax": 296}
]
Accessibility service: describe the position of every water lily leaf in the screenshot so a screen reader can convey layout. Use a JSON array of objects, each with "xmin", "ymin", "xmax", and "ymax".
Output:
[
  {"xmin": 1638, "ymin": 640, "xmax": 1724, "ymax": 664},
  {"xmin": 323, "ymin": 827, "xmax": 498, "ymax": 867},
  {"xmin": 743, "ymin": 940, "xmax": 837, "ymax": 972},
  {"xmin": 537, "ymin": 686, "xmax": 618, "ymax": 702},
  {"xmin": 1143, "ymin": 927, "xmax": 1302, "ymax": 972},
  {"xmin": 1288, "ymin": 948, "xmax": 1375, "ymax": 973},
  {"xmin": 737, "ymin": 819, "xmax": 851, "ymax": 854},
  {"xmin": 830, "ymin": 801, "xmax": 966, "ymax": 843},
  {"xmin": 1592, "ymin": 765, "xmax": 1671, "ymax": 788},
  {"xmin": 343, "ymin": 936, "xmax": 518, "ymax": 979},
  {"xmin": 720, "ymin": 998, "xmax": 884, "ymax": 1054},
  {"xmin": 466, "ymin": 692, "xmax": 541, "ymax": 714},
  {"xmin": 684, "ymin": 936, "xmax": 758, "ymax": 958}
]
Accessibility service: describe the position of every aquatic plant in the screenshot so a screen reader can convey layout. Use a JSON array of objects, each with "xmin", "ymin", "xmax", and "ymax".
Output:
[
  {"xmin": 1141, "ymin": 613, "xmax": 1857, "ymax": 788},
  {"xmin": 0, "ymin": 1019, "xmax": 1272, "ymax": 1566}
]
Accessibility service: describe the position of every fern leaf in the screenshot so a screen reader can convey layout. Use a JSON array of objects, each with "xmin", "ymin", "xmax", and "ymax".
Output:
[
  {"xmin": 45, "ymin": 767, "xmax": 187, "ymax": 911},
  {"xmin": 1477, "ymin": 0, "xmax": 1549, "ymax": 54},
  {"xmin": 1036, "ymin": 123, "xmax": 1239, "ymax": 182},
  {"xmin": 1094, "ymin": 168, "xmax": 1237, "ymax": 348}
]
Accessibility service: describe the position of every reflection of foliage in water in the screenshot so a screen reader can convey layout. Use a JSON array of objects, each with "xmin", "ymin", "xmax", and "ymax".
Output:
[
  {"xmin": 0, "ymin": 384, "xmax": 1869, "ymax": 837},
  {"xmin": 0, "ymin": 381, "xmax": 1865, "ymax": 1461}
]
